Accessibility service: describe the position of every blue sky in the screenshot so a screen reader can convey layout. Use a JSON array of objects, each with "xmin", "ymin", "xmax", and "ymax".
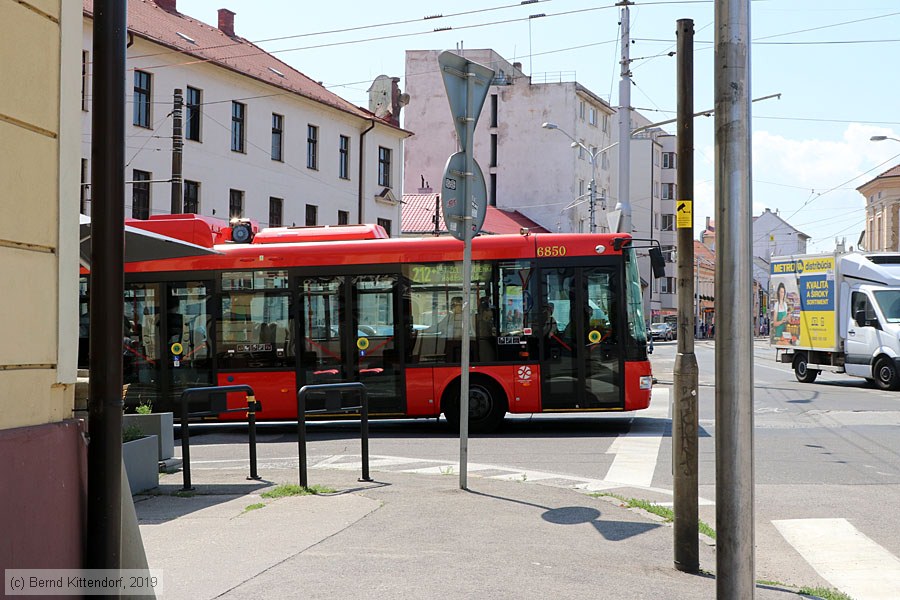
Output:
[{"xmin": 187, "ymin": 0, "xmax": 900, "ymax": 252}]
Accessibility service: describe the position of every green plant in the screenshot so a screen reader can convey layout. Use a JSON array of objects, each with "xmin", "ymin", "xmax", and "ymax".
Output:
[
  {"xmin": 592, "ymin": 492, "xmax": 716, "ymax": 539},
  {"xmin": 136, "ymin": 399, "xmax": 153, "ymax": 415},
  {"xmin": 797, "ymin": 587, "xmax": 854, "ymax": 600},
  {"xmin": 243, "ymin": 503, "xmax": 265, "ymax": 512},
  {"xmin": 122, "ymin": 424, "xmax": 145, "ymax": 443},
  {"xmin": 260, "ymin": 483, "xmax": 335, "ymax": 498},
  {"xmin": 172, "ymin": 490, "xmax": 196, "ymax": 498}
]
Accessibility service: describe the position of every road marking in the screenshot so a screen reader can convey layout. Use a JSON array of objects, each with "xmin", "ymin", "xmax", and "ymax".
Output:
[
  {"xmin": 604, "ymin": 387, "xmax": 669, "ymax": 488},
  {"xmin": 773, "ymin": 518, "xmax": 900, "ymax": 600}
]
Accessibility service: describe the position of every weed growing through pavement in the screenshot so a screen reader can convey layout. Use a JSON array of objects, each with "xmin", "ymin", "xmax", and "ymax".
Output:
[
  {"xmin": 261, "ymin": 484, "xmax": 335, "ymax": 498},
  {"xmin": 591, "ymin": 492, "xmax": 717, "ymax": 539},
  {"xmin": 243, "ymin": 503, "xmax": 265, "ymax": 513}
]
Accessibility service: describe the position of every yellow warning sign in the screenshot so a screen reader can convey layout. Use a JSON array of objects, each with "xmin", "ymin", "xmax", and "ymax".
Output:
[
  {"xmin": 357, "ymin": 337, "xmax": 369, "ymax": 351},
  {"xmin": 676, "ymin": 199, "xmax": 693, "ymax": 229},
  {"xmin": 170, "ymin": 342, "xmax": 184, "ymax": 355}
]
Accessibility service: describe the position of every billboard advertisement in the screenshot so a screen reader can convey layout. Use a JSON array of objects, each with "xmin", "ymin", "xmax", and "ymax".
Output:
[{"xmin": 769, "ymin": 257, "xmax": 836, "ymax": 349}]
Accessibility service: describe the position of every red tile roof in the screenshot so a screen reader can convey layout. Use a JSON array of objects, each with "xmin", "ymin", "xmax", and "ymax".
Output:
[
  {"xmin": 857, "ymin": 164, "xmax": 900, "ymax": 190},
  {"xmin": 83, "ymin": 0, "xmax": 403, "ymax": 128},
  {"xmin": 402, "ymin": 193, "xmax": 550, "ymax": 236}
]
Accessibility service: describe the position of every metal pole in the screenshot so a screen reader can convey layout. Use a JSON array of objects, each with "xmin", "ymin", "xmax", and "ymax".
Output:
[
  {"xmin": 86, "ymin": 0, "xmax": 126, "ymax": 571},
  {"xmin": 360, "ymin": 387, "xmax": 371, "ymax": 482},
  {"xmin": 247, "ymin": 398, "xmax": 259, "ymax": 480},
  {"xmin": 589, "ymin": 162, "xmax": 596, "ymax": 234},
  {"xmin": 298, "ymin": 388, "xmax": 308, "ymax": 488},
  {"xmin": 616, "ymin": 0, "xmax": 633, "ymax": 234},
  {"xmin": 673, "ymin": 18, "xmax": 699, "ymax": 575},
  {"xmin": 715, "ymin": 0, "xmax": 755, "ymax": 596},
  {"xmin": 170, "ymin": 88, "xmax": 183, "ymax": 214},
  {"xmin": 459, "ymin": 66, "xmax": 477, "ymax": 491},
  {"xmin": 180, "ymin": 395, "xmax": 192, "ymax": 491}
]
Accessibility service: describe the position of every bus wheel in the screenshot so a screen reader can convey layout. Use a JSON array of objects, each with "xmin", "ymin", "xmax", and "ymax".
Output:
[
  {"xmin": 874, "ymin": 357, "xmax": 900, "ymax": 391},
  {"xmin": 793, "ymin": 354, "xmax": 818, "ymax": 383},
  {"xmin": 443, "ymin": 379, "xmax": 507, "ymax": 433}
]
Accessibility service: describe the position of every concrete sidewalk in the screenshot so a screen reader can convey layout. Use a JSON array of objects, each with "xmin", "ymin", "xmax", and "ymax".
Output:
[{"xmin": 136, "ymin": 465, "xmax": 803, "ymax": 600}]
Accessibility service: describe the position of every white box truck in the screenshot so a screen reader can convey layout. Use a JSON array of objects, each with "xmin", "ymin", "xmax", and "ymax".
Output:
[{"xmin": 770, "ymin": 252, "xmax": 900, "ymax": 389}]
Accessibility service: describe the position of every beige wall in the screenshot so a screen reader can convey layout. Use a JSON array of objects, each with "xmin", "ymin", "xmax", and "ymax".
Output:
[{"xmin": 0, "ymin": 0, "xmax": 80, "ymax": 429}]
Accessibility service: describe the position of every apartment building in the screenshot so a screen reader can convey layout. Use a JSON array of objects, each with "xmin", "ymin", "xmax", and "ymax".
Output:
[
  {"xmin": 403, "ymin": 49, "xmax": 616, "ymax": 234},
  {"xmin": 81, "ymin": 0, "xmax": 409, "ymax": 233},
  {"xmin": 858, "ymin": 165, "xmax": 900, "ymax": 251}
]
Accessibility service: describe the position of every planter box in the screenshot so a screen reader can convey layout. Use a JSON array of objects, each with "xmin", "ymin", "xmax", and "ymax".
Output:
[
  {"xmin": 123, "ymin": 435, "xmax": 159, "ymax": 495},
  {"xmin": 123, "ymin": 412, "xmax": 174, "ymax": 461}
]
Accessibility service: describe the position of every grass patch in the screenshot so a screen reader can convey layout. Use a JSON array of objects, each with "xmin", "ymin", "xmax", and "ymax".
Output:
[
  {"xmin": 243, "ymin": 503, "xmax": 265, "ymax": 513},
  {"xmin": 592, "ymin": 492, "xmax": 716, "ymax": 539},
  {"xmin": 797, "ymin": 587, "xmax": 854, "ymax": 600},
  {"xmin": 172, "ymin": 490, "xmax": 196, "ymax": 498},
  {"xmin": 261, "ymin": 484, "xmax": 335, "ymax": 499}
]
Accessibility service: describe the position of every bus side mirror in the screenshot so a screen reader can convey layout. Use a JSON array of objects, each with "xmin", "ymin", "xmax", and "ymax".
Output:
[{"xmin": 649, "ymin": 247, "xmax": 666, "ymax": 279}]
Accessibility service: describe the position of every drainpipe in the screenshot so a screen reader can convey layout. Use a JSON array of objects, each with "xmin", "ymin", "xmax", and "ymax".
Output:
[{"xmin": 358, "ymin": 120, "xmax": 376, "ymax": 224}]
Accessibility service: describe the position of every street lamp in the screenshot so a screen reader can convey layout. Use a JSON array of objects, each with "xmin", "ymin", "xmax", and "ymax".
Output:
[
  {"xmin": 542, "ymin": 122, "xmax": 617, "ymax": 233},
  {"xmin": 871, "ymin": 135, "xmax": 900, "ymax": 143}
]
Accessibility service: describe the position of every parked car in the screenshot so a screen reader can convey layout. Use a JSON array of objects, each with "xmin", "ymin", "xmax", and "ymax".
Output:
[{"xmin": 649, "ymin": 322, "xmax": 675, "ymax": 341}]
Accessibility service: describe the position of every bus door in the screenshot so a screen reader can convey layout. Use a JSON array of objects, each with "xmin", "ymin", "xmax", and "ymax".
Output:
[
  {"xmin": 539, "ymin": 265, "xmax": 621, "ymax": 410},
  {"xmin": 298, "ymin": 273, "xmax": 402, "ymax": 415},
  {"xmin": 121, "ymin": 280, "xmax": 213, "ymax": 412}
]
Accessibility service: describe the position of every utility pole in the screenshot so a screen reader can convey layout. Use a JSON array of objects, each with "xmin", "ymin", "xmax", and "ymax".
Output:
[
  {"xmin": 715, "ymin": 0, "xmax": 755, "ymax": 596},
  {"xmin": 170, "ymin": 88, "xmax": 184, "ymax": 214},
  {"xmin": 87, "ymin": 0, "xmax": 126, "ymax": 570},
  {"xmin": 615, "ymin": 0, "xmax": 633, "ymax": 233},
  {"xmin": 673, "ymin": 18, "xmax": 699, "ymax": 574}
]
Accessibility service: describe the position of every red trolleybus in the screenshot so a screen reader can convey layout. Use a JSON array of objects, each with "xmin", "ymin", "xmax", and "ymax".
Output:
[{"xmin": 81, "ymin": 215, "xmax": 655, "ymax": 432}]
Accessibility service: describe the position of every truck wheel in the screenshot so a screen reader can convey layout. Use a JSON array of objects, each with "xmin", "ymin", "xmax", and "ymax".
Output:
[
  {"xmin": 793, "ymin": 354, "xmax": 818, "ymax": 383},
  {"xmin": 874, "ymin": 357, "xmax": 900, "ymax": 391}
]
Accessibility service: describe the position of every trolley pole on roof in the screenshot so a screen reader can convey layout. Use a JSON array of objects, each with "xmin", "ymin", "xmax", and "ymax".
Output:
[
  {"xmin": 715, "ymin": 0, "xmax": 756, "ymax": 596},
  {"xmin": 672, "ymin": 18, "xmax": 700, "ymax": 574}
]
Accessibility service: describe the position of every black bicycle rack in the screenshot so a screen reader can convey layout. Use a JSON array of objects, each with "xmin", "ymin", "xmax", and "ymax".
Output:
[
  {"xmin": 179, "ymin": 385, "xmax": 261, "ymax": 491},
  {"xmin": 297, "ymin": 382, "xmax": 371, "ymax": 488}
]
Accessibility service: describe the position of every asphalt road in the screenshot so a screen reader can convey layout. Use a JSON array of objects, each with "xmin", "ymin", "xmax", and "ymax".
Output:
[{"xmin": 177, "ymin": 339, "xmax": 900, "ymax": 598}]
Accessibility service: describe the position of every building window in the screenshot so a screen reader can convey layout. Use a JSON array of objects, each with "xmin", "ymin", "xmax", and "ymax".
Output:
[
  {"xmin": 271, "ymin": 113, "xmax": 283, "ymax": 161},
  {"xmin": 578, "ymin": 143, "xmax": 585, "ymax": 161},
  {"xmin": 269, "ymin": 197, "xmax": 283, "ymax": 227},
  {"xmin": 185, "ymin": 86, "xmax": 201, "ymax": 142},
  {"xmin": 588, "ymin": 107, "xmax": 597, "ymax": 126},
  {"xmin": 662, "ymin": 183, "xmax": 676, "ymax": 200},
  {"xmin": 132, "ymin": 170, "xmax": 151, "ymax": 219},
  {"xmin": 377, "ymin": 218, "xmax": 392, "ymax": 236},
  {"xmin": 183, "ymin": 180, "xmax": 200, "ymax": 213},
  {"xmin": 307, "ymin": 124, "xmax": 318, "ymax": 169},
  {"xmin": 579, "ymin": 179, "xmax": 585, "ymax": 198},
  {"xmin": 378, "ymin": 146, "xmax": 392, "ymax": 187},
  {"xmin": 82, "ymin": 51, "xmax": 89, "ymax": 111},
  {"xmin": 490, "ymin": 94, "xmax": 498, "ymax": 128},
  {"xmin": 490, "ymin": 134, "xmax": 498, "ymax": 167},
  {"xmin": 490, "ymin": 173, "xmax": 497, "ymax": 207},
  {"xmin": 602, "ymin": 114, "xmax": 609, "ymax": 133},
  {"xmin": 663, "ymin": 152, "xmax": 677, "ymax": 169},
  {"xmin": 231, "ymin": 102, "xmax": 245, "ymax": 153},
  {"xmin": 305, "ymin": 204, "xmax": 318, "ymax": 226},
  {"xmin": 133, "ymin": 70, "xmax": 151, "ymax": 128},
  {"xmin": 654, "ymin": 149, "xmax": 660, "ymax": 167},
  {"xmin": 579, "ymin": 100, "xmax": 585, "ymax": 120},
  {"xmin": 601, "ymin": 150, "xmax": 609, "ymax": 170},
  {"xmin": 229, "ymin": 189, "xmax": 244, "ymax": 218},
  {"xmin": 80, "ymin": 159, "xmax": 89, "ymax": 213},
  {"xmin": 661, "ymin": 277, "xmax": 676, "ymax": 294},
  {"xmin": 661, "ymin": 214, "xmax": 675, "ymax": 231},
  {"xmin": 339, "ymin": 135, "xmax": 350, "ymax": 179},
  {"xmin": 338, "ymin": 210, "xmax": 349, "ymax": 225},
  {"xmin": 662, "ymin": 245, "xmax": 676, "ymax": 263}
]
